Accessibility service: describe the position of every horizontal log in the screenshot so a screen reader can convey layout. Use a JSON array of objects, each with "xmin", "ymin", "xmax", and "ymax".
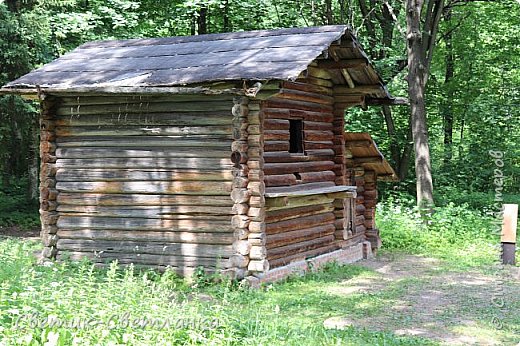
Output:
[
  {"xmin": 266, "ymin": 203, "xmax": 334, "ymax": 223},
  {"xmin": 277, "ymin": 88, "xmax": 334, "ymax": 105},
  {"xmin": 56, "ymin": 168, "xmax": 233, "ymax": 182},
  {"xmin": 264, "ymin": 161, "xmax": 335, "ymax": 175},
  {"xmin": 56, "ymin": 136, "xmax": 231, "ymax": 148},
  {"xmin": 264, "ymin": 182, "xmax": 341, "ymax": 197},
  {"xmin": 264, "ymin": 130, "xmax": 289, "ymax": 141},
  {"xmin": 345, "ymin": 139, "xmax": 372, "ymax": 148},
  {"xmin": 267, "ymin": 234, "xmax": 336, "ymax": 260},
  {"xmin": 264, "ymin": 174, "xmax": 297, "ymax": 187},
  {"xmin": 55, "ymin": 157, "xmax": 232, "ymax": 170},
  {"xmin": 57, "ymin": 193, "xmax": 233, "ymax": 206},
  {"xmin": 56, "ymin": 181, "xmax": 232, "ymax": 195},
  {"xmin": 263, "ymin": 108, "xmax": 334, "ymax": 123},
  {"xmin": 57, "ymin": 251, "xmax": 230, "ymax": 269},
  {"xmin": 281, "ymin": 81, "xmax": 332, "ymax": 96},
  {"xmin": 264, "ymin": 152, "xmax": 333, "ymax": 163},
  {"xmin": 56, "ymin": 147, "xmax": 230, "ymax": 159},
  {"xmin": 57, "ymin": 238, "xmax": 233, "ymax": 257},
  {"xmin": 55, "ymin": 101, "xmax": 232, "ymax": 116},
  {"xmin": 304, "ymin": 141, "xmax": 334, "ymax": 150},
  {"xmin": 318, "ymin": 59, "xmax": 367, "ymax": 69},
  {"xmin": 57, "ymin": 216, "xmax": 233, "ymax": 232},
  {"xmin": 264, "ymin": 141, "xmax": 290, "ymax": 152},
  {"xmin": 57, "ymin": 229, "xmax": 234, "ymax": 244},
  {"xmin": 304, "ymin": 130, "xmax": 334, "ymax": 141},
  {"xmin": 55, "ymin": 111, "xmax": 232, "ymax": 127},
  {"xmin": 303, "ymin": 121, "xmax": 333, "ymax": 131},
  {"xmin": 264, "ymin": 119, "xmax": 289, "ymax": 130},
  {"xmin": 266, "ymin": 224, "xmax": 335, "ymax": 249},
  {"xmin": 55, "ymin": 125, "xmax": 232, "ymax": 137},
  {"xmin": 353, "ymin": 156, "xmax": 383, "ymax": 164},
  {"xmin": 266, "ymin": 98, "xmax": 333, "ymax": 113},
  {"xmin": 266, "ymin": 212, "xmax": 335, "ymax": 235},
  {"xmin": 57, "ymin": 205, "xmax": 234, "ymax": 218},
  {"xmin": 334, "ymin": 96, "xmax": 365, "ymax": 106},
  {"xmin": 298, "ymin": 171, "xmax": 336, "ymax": 184},
  {"xmin": 265, "ymin": 194, "xmax": 334, "ymax": 210},
  {"xmin": 268, "ymin": 242, "xmax": 340, "ymax": 268}
]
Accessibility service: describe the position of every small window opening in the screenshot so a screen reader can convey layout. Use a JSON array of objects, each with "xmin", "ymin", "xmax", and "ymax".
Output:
[{"xmin": 289, "ymin": 119, "xmax": 304, "ymax": 153}]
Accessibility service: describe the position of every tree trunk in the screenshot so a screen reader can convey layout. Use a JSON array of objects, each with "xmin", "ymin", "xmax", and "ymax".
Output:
[
  {"xmin": 406, "ymin": 0, "xmax": 435, "ymax": 208},
  {"xmin": 442, "ymin": 8, "xmax": 454, "ymax": 166},
  {"xmin": 324, "ymin": 0, "xmax": 333, "ymax": 24},
  {"xmin": 223, "ymin": 0, "xmax": 230, "ymax": 31},
  {"xmin": 197, "ymin": 5, "xmax": 208, "ymax": 34}
]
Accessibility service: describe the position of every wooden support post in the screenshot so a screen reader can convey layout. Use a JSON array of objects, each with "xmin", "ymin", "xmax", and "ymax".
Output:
[{"xmin": 501, "ymin": 204, "xmax": 517, "ymax": 265}]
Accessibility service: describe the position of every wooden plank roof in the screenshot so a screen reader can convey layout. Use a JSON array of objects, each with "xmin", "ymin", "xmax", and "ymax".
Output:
[
  {"xmin": 345, "ymin": 132, "xmax": 398, "ymax": 181},
  {"xmin": 1, "ymin": 25, "xmax": 393, "ymax": 100}
]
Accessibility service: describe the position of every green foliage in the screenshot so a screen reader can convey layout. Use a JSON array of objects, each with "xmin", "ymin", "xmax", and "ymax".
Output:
[
  {"xmin": 0, "ymin": 179, "xmax": 39, "ymax": 230},
  {"xmin": 377, "ymin": 199, "xmax": 500, "ymax": 268}
]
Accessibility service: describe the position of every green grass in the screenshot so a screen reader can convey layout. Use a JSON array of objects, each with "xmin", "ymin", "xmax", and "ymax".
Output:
[
  {"xmin": 0, "ymin": 238, "xmax": 437, "ymax": 346},
  {"xmin": 1, "ymin": 202, "xmax": 518, "ymax": 345}
]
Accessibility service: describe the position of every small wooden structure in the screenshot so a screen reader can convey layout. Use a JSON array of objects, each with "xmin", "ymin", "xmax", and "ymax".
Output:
[{"xmin": 1, "ymin": 26, "xmax": 398, "ymax": 281}]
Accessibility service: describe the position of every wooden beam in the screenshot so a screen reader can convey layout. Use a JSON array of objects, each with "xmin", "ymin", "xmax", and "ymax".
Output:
[
  {"xmin": 265, "ymin": 185, "xmax": 357, "ymax": 198},
  {"xmin": 502, "ymin": 204, "xmax": 518, "ymax": 243},
  {"xmin": 345, "ymin": 140, "xmax": 372, "ymax": 148},
  {"xmin": 365, "ymin": 97, "xmax": 409, "ymax": 106},
  {"xmin": 317, "ymin": 59, "xmax": 368, "ymax": 69},
  {"xmin": 353, "ymin": 156, "xmax": 383, "ymax": 164},
  {"xmin": 334, "ymin": 85, "xmax": 384, "ymax": 95},
  {"xmin": 328, "ymin": 47, "xmax": 356, "ymax": 88},
  {"xmin": 1, "ymin": 85, "xmax": 246, "ymax": 97}
]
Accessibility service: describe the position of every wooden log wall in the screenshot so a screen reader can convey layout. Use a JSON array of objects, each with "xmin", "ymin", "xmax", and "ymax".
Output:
[
  {"xmin": 363, "ymin": 170, "xmax": 380, "ymax": 249},
  {"xmin": 261, "ymin": 71, "xmax": 350, "ymax": 269},
  {"xmin": 48, "ymin": 94, "xmax": 238, "ymax": 274},
  {"xmin": 40, "ymin": 96, "xmax": 59, "ymax": 259}
]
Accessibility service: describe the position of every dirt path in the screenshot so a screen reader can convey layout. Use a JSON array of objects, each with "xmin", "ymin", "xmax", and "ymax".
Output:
[{"xmin": 324, "ymin": 253, "xmax": 520, "ymax": 345}]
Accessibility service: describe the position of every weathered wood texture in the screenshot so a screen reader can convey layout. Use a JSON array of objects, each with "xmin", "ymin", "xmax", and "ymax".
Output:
[
  {"xmin": 260, "ymin": 77, "xmax": 363, "ymax": 269},
  {"xmin": 40, "ymin": 96, "xmax": 59, "ymax": 258},
  {"xmin": 263, "ymin": 80, "xmax": 336, "ymax": 189},
  {"xmin": 52, "ymin": 94, "xmax": 237, "ymax": 270}
]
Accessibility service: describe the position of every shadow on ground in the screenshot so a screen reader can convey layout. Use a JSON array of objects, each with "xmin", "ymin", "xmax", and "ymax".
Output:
[{"xmin": 323, "ymin": 253, "xmax": 520, "ymax": 345}]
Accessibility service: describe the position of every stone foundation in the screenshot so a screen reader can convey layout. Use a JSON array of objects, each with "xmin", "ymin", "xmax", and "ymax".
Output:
[{"xmin": 245, "ymin": 241, "xmax": 372, "ymax": 287}]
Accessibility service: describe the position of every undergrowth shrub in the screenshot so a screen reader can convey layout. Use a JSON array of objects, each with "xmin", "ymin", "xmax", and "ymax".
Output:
[
  {"xmin": 0, "ymin": 180, "xmax": 39, "ymax": 230},
  {"xmin": 377, "ymin": 200, "xmax": 499, "ymax": 267}
]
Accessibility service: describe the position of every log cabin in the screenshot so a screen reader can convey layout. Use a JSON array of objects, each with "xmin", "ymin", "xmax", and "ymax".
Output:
[{"xmin": 1, "ymin": 25, "xmax": 399, "ymax": 284}]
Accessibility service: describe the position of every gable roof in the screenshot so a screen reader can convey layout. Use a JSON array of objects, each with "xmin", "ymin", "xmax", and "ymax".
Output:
[{"xmin": 1, "ymin": 25, "xmax": 394, "ymax": 101}]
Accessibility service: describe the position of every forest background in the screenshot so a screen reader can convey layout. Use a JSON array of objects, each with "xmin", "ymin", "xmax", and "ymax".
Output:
[{"xmin": 0, "ymin": 0, "xmax": 518, "ymax": 229}]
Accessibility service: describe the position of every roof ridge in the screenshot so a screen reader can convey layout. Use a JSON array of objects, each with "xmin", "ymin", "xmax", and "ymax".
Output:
[{"xmin": 79, "ymin": 25, "xmax": 350, "ymax": 49}]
